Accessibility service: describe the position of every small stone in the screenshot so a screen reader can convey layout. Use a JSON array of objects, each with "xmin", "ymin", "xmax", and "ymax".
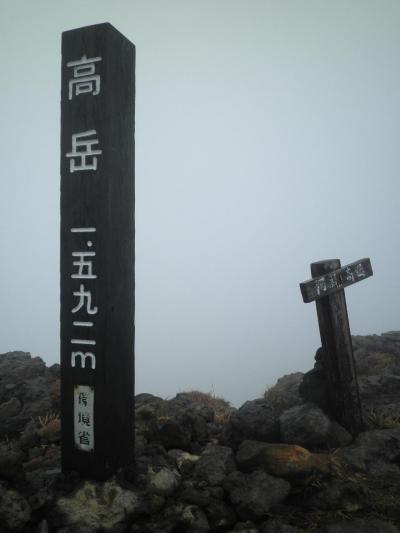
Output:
[
  {"xmin": 147, "ymin": 466, "xmax": 181, "ymax": 496},
  {"xmin": 0, "ymin": 484, "xmax": 31, "ymax": 531},
  {"xmin": 168, "ymin": 449, "xmax": 200, "ymax": 474},
  {"xmin": 204, "ymin": 499, "xmax": 236, "ymax": 531},
  {"xmin": 194, "ymin": 443, "xmax": 236, "ymax": 486},
  {"xmin": 180, "ymin": 504, "xmax": 209, "ymax": 532},
  {"xmin": 179, "ymin": 483, "xmax": 212, "ymax": 507}
]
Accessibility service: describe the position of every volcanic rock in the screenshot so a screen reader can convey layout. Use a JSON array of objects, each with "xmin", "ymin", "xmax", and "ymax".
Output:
[
  {"xmin": 236, "ymin": 440, "xmax": 332, "ymax": 480},
  {"xmin": 224, "ymin": 469, "xmax": 291, "ymax": 521},
  {"xmin": 0, "ymin": 351, "xmax": 58, "ymax": 438}
]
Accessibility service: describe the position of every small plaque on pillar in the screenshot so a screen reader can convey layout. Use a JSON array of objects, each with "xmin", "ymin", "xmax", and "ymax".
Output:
[{"xmin": 74, "ymin": 385, "xmax": 94, "ymax": 452}]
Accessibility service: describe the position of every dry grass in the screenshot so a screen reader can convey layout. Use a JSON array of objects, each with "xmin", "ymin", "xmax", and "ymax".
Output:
[
  {"xmin": 37, "ymin": 411, "xmax": 60, "ymax": 428},
  {"xmin": 181, "ymin": 390, "xmax": 233, "ymax": 424},
  {"xmin": 284, "ymin": 463, "xmax": 400, "ymax": 532},
  {"xmin": 367, "ymin": 408, "xmax": 400, "ymax": 429},
  {"xmin": 37, "ymin": 412, "xmax": 61, "ymax": 443}
]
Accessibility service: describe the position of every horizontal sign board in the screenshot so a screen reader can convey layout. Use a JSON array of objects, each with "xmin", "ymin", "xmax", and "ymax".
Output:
[{"xmin": 300, "ymin": 258, "xmax": 373, "ymax": 303}]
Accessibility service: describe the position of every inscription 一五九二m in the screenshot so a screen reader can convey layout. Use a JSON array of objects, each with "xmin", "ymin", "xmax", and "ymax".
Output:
[{"xmin": 70, "ymin": 228, "xmax": 98, "ymax": 371}]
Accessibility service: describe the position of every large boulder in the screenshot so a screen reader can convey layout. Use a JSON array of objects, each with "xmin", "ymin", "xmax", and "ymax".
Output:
[
  {"xmin": 358, "ymin": 374, "xmax": 400, "ymax": 421},
  {"xmin": 305, "ymin": 478, "xmax": 368, "ymax": 512},
  {"xmin": 236, "ymin": 440, "xmax": 332, "ymax": 480},
  {"xmin": 352, "ymin": 331, "xmax": 400, "ymax": 376},
  {"xmin": 194, "ymin": 443, "xmax": 236, "ymax": 486},
  {"xmin": 222, "ymin": 399, "xmax": 280, "ymax": 448},
  {"xmin": 0, "ymin": 352, "xmax": 59, "ymax": 438},
  {"xmin": 336, "ymin": 427, "xmax": 400, "ymax": 472},
  {"xmin": 263, "ymin": 373, "xmax": 304, "ymax": 415},
  {"xmin": 299, "ymin": 334, "xmax": 400, "ymax": 425},
  {"xmin": 279, "ymin": 403, "xmax": 352, "ymax": 449},
  {"xmin": 52, "ymin": 480, "xmax": 145, "ymax": 532},
  {"xmin": 224, "ymin": 469, "xmax": 291, "ymax": 521},
  {"xmin": 176, "ymin": 504, "xmax": 210, "ymax": 532},
  {"xmin": 134, "ymin": 392, "xmax": 219, "ymax": 451}
]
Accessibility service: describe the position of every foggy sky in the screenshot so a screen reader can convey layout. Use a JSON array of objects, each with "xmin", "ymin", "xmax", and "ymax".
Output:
[{"xmin": 1, "ymin": 1, "xmax": 399, "ymax": 406}]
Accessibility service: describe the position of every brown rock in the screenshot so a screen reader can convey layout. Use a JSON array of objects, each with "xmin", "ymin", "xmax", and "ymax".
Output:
[{"xmin": 237, "ymin": 440, "xmax": 332, "ymax": 479}]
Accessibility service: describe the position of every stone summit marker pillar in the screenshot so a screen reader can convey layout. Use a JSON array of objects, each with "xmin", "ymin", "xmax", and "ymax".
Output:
[{"xmin": 60, "ymin": 23, "xmax": 135, "ymax": 479}]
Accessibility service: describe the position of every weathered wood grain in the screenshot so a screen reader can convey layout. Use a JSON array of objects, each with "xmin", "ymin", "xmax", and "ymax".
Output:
[
  {"xmin": 310, "ymin": 259, "xmax": 364, "ymax": 436},
  {"xmin": 300, "ymin": 258, "xmax": 372, "ymax": 303},
  {"xmin": 60, "ymin": 23, "xmax": 135, "ymax": 479}
]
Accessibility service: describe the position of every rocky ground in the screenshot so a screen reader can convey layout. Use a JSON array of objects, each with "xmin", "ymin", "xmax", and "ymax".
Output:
[{"xmin": 1, "ymin": 332, "xmax": 400, "ymax": 532}]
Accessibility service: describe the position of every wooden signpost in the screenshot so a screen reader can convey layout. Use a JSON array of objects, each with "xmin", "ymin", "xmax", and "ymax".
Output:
[
  {"xmin": 60, "ymin": 23, "xmax": 135, "ymax": 479},
  {"xmin": 300, "ymin": 258, "xmax": 373, "ymax": 435}
]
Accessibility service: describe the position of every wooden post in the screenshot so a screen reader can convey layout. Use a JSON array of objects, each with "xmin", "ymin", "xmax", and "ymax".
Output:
[
  {"xmin": 300, "ymin": 258, "xmax": 373, "ymax": 435},
  {"xmin": 60, "ymin": 23, "xmax": 135, "ymax": 479}
]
